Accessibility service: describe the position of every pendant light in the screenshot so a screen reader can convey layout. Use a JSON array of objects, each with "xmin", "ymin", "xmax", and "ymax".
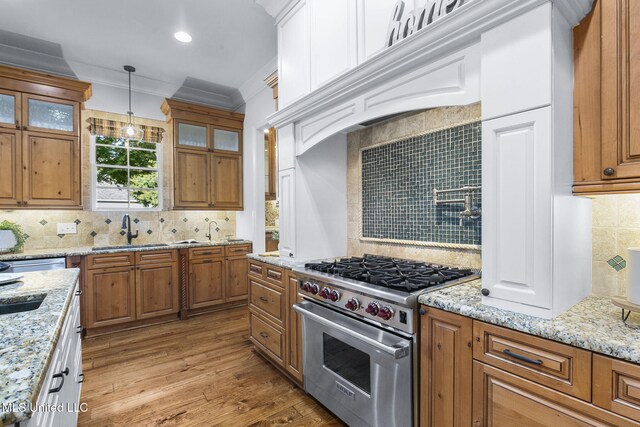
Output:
[{"xmin": 119, "ymin": 65, "xmax": 144, "ymax": 140}]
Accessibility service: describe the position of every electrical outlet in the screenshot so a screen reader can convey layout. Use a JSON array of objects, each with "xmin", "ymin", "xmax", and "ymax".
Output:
[{"xmin": 57, "ymin": 223, "xmax": 77, "ymax": 234}]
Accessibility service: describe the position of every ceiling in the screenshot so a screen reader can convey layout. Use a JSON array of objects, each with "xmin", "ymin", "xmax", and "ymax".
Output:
[{"xmin": 0, "ymin": 0, "xmax": 277, "ymax": 109}]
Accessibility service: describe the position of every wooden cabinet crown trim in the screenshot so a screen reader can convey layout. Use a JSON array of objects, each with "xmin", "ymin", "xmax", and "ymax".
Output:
[{"xmin": 0, "ymin": 64, "xmax": 91, "ymax": 101}]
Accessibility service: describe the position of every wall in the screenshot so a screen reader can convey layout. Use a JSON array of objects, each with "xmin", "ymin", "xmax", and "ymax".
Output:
[
  {"xmin": 591, "ymin": 194, "xmax": 640, "ymax": 297},
  {"xmin": 347, "ymin": 103, "xmax": 482, "ymax": 268}
]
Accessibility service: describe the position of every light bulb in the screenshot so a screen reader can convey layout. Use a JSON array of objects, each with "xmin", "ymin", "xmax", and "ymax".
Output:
[{"xmin": 126, "ymin": 125, "xmax": 135, "ymax": 137}]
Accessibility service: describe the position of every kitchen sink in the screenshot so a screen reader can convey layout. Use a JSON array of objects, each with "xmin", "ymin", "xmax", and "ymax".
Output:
[
  {"xmin": 91, "ymin": 243, "xmax": 170, "ymax": 251},
  {"xmin": 0, "ymin": 296, "xmax": 45, "ymax": 315}
]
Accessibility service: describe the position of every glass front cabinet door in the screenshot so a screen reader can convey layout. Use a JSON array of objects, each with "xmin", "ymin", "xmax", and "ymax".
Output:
[
  {"xmin": 176, "ymin": 120, "xmax": 209, "ymax": 150},
  {"xmin": 0, "ymin": 89, "xmax": 20, "ymax": 129},
  {"xmin": 23, "ymin": 94, "xmax": 78, "ymax": 135},
  {"xmin": 213, "ymin": 128, "xmax": 241, "ymax": 153}
]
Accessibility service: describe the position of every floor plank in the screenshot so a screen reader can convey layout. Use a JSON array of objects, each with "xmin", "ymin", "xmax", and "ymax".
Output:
[{"xmin": 78, "ymin": 306, "xmax": 344, "ymax": 427}]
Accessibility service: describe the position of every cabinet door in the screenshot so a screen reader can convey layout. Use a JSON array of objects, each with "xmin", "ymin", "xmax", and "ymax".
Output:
[
  {"xmin": 212, "ymin": 127, "xmax": 241, "ymax": 153},
  {"xmin": 136, "ymin": 262, "xmax": 179, "ymax": 319},
  {"xmin": 22, "ymin": 131, "xmax": 80, "ymax": 207},
  {"xmin": 473, "ymin": 362, "xmax": 638, "ymax": 427},
  {"xmin": 212, "ymin": 153, "xmax": 242, "ymax": 209},
  {"xmin": 23, "ymin": 94, "xmax": 78, "ymax": 136},
  {"xmin": 278, "ymin": 0, "xmax": 310, "ymax": 107},
  {"xmin": 482, "ymin": 108, "xmax": 552, "ymax": 312},
  {"xmin": 600, "ymin": 0, "xmax": 640, "ymax": 180},
  {"xmin": 174, "ymin": 148, "xmax": 210, "ymax": 208},
  {"xmin": 189, "ymin": 258, "xmax": 225, "ymax": 309},
  {"xmin": 175, "ymin": 120, "xmax": 209, "ymax": 150},
  {"xmin": 286, "ymin": 273, "xmax": 303, "ymax": 384},
  {"xmin": 85, "ymin": 267, "xmax": 136, "ymax": 329},
  {"xmin": 0, "ymin": 88, "xmax": 20, "ymax": 129},
  {"xmin": 278, "ymin": 168, "xmax": 296, "ymax": 257},
  {"xmin": 0, "ymin": 128, "xmax": 21, "ymax": 206},
  {"xmin": 225, "ymin": 256, "xmax": 248, "ymax": 302},
  {"xmin": 420, "ymin": 307, "xmax": 472, "ymax": 427}
]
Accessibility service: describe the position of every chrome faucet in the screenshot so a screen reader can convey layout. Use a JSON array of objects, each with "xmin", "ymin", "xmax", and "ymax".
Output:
[
  {"xmin": 458, "ymin": 193, "xmax": 481, "ymax": 226},
  {"xmin": 205, "ymin": 220, "xmax": 219, "ymax": 242},
  {"xmin": 121, "ymin": 214, "xmax": 139, "ymax": 245}
]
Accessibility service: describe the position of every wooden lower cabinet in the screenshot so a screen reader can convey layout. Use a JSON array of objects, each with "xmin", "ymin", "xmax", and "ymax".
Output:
[
  {"xmin": 420, "ymin": 307, "xmax": 473, "ymax": 427},
  {"xmin": 419, "ymin": 306, "xmax": 640, "ymax": 427},
  {"xmin": 85, "ymin": 267, "xmax": 136, "ymax": 329},
  {"xmin": 189, "ymin": 258, "xmax": 225, "ymax": 309},
  {"xmin": 285, "ymin": 272, "xmax": 303, "ymax": 383},
  {"xmin": 473, "ymin": 362, "xmax": 637, "ymax": 427},
  {"xmin": 248, "ymin": 260, "xmax": 303, "ymax": 386},
  {"xmin": 136, "ymin": 262, "xmax": 179, "ymax": 319},
  {"xmin": 225, "ymin": 256, "xmax": 248, "ymax": 302}
]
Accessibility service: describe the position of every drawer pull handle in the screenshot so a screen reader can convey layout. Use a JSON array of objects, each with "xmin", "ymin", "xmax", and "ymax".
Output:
[
  {"xmin": 76, "ymin": 325, "xmax": 82, "ymax": 334},
  {"xmin": 503, "ymin": 349, "xmax": 543, "ymax": 365},
  {"xmin": 267, "ymin": 272, "xmax": 280, "ymax": 279},
  {"xmin": 259, "ymin": 332, "xmax": 269, "ymax": 338},
  {"xmin": 250, "ymin": 266, "xmax": 261, "ymax": 273},
  {"xmin": 49, "ymin": 367, "xmax": 69, "ymax": 393},
  {"xmin": 201, "ymin": 252, "xmax": 213, "ymax": 255},
  {"xmin": 75, "ymin": 289, "xmax": 82, "ymax": 296},
  {"xmin": 259, "ymin": 296, "xmax": 269, "ymax": 302},
  {"xmin": 78, "ymin": 373, "xmax": 84, "ymax": 384}
]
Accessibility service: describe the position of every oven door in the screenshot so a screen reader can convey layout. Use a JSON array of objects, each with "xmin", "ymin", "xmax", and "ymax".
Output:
[{"xmin": 294, "ymin": 300, "xmax": 412, "ymax": 427}]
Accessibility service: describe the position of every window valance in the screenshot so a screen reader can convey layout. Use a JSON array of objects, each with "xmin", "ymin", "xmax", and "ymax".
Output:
[{"xmin": 86, "ymin": 118, "xmax": 165, "ymax": 143}]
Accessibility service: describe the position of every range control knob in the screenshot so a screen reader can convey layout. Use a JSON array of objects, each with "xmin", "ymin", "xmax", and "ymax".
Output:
[
  {"xmin": 329, "ymin": 290, "xmax": 341, "ymax": 302},
  {"xmin": 308, "ymin": 283, "xmax": 320, "ymax": 295},
  {"xmin": 365, "ymin": 302, "xmax": 380, "ymax": 316},
  {"xmin": 300, "ymin": 281, "xmax": 311, "ymax": 292},
  {"xmin": 319, "ymin": 287, "xmax": 331, "ymax": 299},
  {"xmin": 345, "ymin": 297, "xmax": 360, "ymax": 311},
  {"xmin": 378, "ymin": 306, "xmax": 395, "ymax": 321}
]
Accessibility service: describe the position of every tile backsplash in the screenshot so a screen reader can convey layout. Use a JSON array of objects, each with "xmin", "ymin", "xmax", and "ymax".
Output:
[
  {"xmin": 591, "ymin": 194, "xmax": 640, "ymax": 297},
  {"xmin": 361, "ymin": 121, "xmax": 481, "ymax": 246},
  {"xmin": 0, "ymin": 210, "xmax": 236, "ymax": 251},
  {"xmin": 347, "ymin": 104, "xmax": 482, "ymax": 269}
]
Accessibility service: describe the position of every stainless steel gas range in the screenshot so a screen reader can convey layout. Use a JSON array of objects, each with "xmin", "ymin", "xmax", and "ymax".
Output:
[{"xmin": 292, "ymin": 254, "xmax": 479, "ymax": 427}]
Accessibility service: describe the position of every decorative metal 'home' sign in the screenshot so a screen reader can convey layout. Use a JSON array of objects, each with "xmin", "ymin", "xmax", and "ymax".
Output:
[{"xmin": 387, "ymin": 0, "xmax": 472, "ymax": 47}]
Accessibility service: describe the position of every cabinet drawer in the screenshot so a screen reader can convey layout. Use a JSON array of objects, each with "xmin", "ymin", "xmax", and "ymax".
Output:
[
  {"xmin": 265, "ymin": 265, "xmax": 284, "ymax": 288},
  {"xmin": 86, "ymin": 252, "xmax": 134, "ymax": 269},
  {"xmin": 249, "ymin": 279, "xmax": 284, "ymax": 326},
  {"xmin": 135, "ymin": 250, "xmax": 177, "ymax": 265},
  {"xmin": 225, "ymin": 244, "xmax": 250, "ymax": 257},
  {"xmin": 249, "ymin": 312, "xmax": 284, "ymax": 366},
  {"xmin": 473, "ymin": 321, "xmax": 592, "ymax": 401},
  {"xmin": 189, "ymin": 246, "xmax": 224, "ymax": 259},
  {"xmin": 248, "ymin": 260, "xmax": 263, "ymax": 278},
  {"xmin": 594, "ymin": 354, "xmax": 640, "ymax": 421}
]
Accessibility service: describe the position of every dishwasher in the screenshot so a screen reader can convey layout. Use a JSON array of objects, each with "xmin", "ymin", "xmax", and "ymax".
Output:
[{"xmin": 0, "ymin": 257, "xmax": 67, "ymax": 273}]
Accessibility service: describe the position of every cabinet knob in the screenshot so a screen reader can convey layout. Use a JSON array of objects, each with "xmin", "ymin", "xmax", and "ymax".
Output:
[
  {"xmin": 481, "ymin": 288, "xmax": 490, "ymax": 296},
  {"xmin": 603, "ymin": 167, "xmax": 615, "ymax": 176}
]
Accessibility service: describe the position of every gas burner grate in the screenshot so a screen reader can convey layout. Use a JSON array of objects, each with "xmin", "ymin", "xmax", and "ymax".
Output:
[{"xmin": 304, "ymin": 254, "xmax": 474, "ymax": 292}]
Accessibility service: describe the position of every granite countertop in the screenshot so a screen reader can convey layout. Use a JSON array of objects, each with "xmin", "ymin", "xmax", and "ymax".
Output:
[
  {"xmin": 247, "ymin": 252, "xmax": 305, "ymax": 270},
  {"xmin": 0, "ymin": 269, "xmax": 80, "ymax": 426},
  {"xmin": 419, "ymin": 280, "xmax": 640, "ymax": 364},
  {"xmin": 0, "ymin": 240, "xmax": 253, "ymax": 262}
]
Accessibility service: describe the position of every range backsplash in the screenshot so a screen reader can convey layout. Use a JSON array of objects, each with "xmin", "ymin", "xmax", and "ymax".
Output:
[
  {"xmin": 347, "ymin": 104, "xmax": 482, "ymax": 269},
  {"xmin": 0, "ymin": 210, "xmax": 236, "ymax": 251}
]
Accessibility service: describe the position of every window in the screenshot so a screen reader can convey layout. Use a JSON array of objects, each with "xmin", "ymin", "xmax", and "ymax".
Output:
[{"xmin": 91, "ymin": 135, "xmax": 162, "ymax": 210}]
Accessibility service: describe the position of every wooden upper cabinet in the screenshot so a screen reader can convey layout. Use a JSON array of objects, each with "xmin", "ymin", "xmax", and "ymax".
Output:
[
  {"xmin": 212, "ymin": 153, "xmax": 242, "ymax": 209},
  {"xmin": 22, "ymin": 131, "xmax": 80, "ymax": 207},
  {"xmin": 574, "ymin": 0, "xmax": 640, "ymax": 193},
  {"xmin": 0, "ymin": 128, "xmax": 21, "ymax": 206},
  {"xmin": 162, "ymin": 98, "xmax": 244, "ymax": 210},
  {"xmin": 0, "ymin": 65, "xmax": 90, "ymax": 208},
  {"xmin": 174, "ymin": 148, "xmax": 211, "ymax": 208}
]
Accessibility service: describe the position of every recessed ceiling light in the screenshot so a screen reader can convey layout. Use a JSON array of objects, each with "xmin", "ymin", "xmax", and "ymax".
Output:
[{"xmin": 174, "ymin": 32, "xmax": 192, "ymax": 43}]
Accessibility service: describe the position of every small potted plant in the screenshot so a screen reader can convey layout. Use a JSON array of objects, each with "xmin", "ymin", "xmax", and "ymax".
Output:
[{"xmin": 0, "ymin": 220, "xmax": 26, "ymax": 253}]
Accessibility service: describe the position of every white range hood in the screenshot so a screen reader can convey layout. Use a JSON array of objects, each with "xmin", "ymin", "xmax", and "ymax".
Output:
[{"xmin": 259, "ymin": 0, "xmax": 594, "ymax": 318}]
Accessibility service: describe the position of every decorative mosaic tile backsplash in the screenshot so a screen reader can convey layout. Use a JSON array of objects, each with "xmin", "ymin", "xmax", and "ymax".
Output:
[
  {"xmin": 0, "ymin": 210, "xmax": 237, "ymax": 251},
  {"xmin": 361, "ymin": 121, "xmax": 482, "ymax": 246}
]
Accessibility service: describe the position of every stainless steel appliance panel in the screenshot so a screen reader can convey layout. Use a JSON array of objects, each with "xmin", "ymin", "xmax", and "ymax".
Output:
[{"xmin": 294, "ymin": 300, "xmax": 412, "ymax": 427}]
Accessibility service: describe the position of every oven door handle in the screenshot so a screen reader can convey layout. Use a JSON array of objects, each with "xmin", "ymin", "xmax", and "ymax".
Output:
[{"xmin": 293, "ymin": 303, "xmax": 410, "ymax": 359}]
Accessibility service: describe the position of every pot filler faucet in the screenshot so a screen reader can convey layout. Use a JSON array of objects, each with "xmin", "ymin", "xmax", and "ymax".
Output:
[
  {"xmin": 121, "ymin": 214, "xmax": 139, "ymax": 245},
  {"xmin": 432, "ymin": 186, "xmax": 482, "ymax": 226}
]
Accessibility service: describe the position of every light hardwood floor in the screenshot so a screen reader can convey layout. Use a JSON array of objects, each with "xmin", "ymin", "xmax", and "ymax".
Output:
[{"xmin": 79, "ymin": 307, "xmax": 344, "ymax": 426}]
